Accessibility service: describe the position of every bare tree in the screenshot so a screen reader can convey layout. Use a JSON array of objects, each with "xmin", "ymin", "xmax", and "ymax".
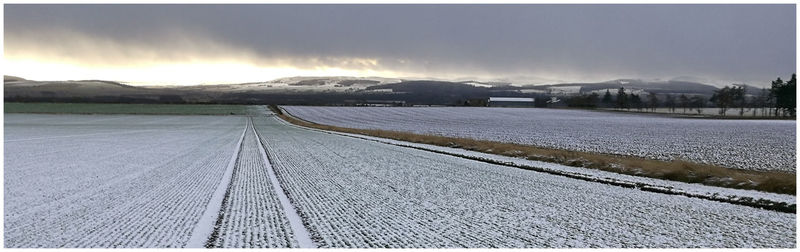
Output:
[
  {"xmin": 647, "ymin": 92, "xmax": 659, "ymax": 112},
  {"xmin": 664, "ymin": 94, "xmax": 676, "ymax": 113},
  {"xmin": 751, "ymin": 89, "xmax": 764, "ymax": 116},
  {"xmin": 690, "ymin": 96, "xmax": 706, "ymax": 114},
  {"xmin": 679, "ymin": 94, "xmax": 689, "ymax": 113},
  {"xmin": 734, "ymin": 85, "xmax": 746, "ymax": 116},
  {"xmin": 711, "ymin": 86, "xmax": 732, "ymax": 116}
]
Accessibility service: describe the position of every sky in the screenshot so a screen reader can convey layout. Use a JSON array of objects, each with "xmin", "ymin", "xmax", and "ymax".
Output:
[{"xmin": 3, "ymin": 4, "xmax": 796, "ymax": 86}]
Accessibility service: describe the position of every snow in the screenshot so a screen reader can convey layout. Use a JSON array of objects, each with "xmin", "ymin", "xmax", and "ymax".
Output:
[
  {"xmin": 277, "ymin": 116, "xmax": 795, "ymax": 207},
  {"xmin": 256, "ymin": 115, "xmax": 795, "ymax": 248},
  {"xmin": 519, "ymin": 89, "xmax": 547, "ymax": 94},
  {"xmin": 209, "ymin": 119, "xmax": 299, "ymax": 248},
  {"xmin": 5, "ymin": 112, "xmax": 796, "ymax": 248},
  {"xmin": 186, "ymin": 119, "xmax": 248, "ymax": 248},
  {"xmin": 463, "ymin": 82, "xmax": 493, "ymax": 88},
  {"xmin": 283, "ymin": 106, "xmax": 796, "ymax": 172},
  {"xmin": 253, "ymin": 122, "xmax": 315, "ymax": 248},
  {"xmin": 547, "ymin": 86, "xmax": 582, "ymax": 94},
  {"xmin": 4, "ymin": 114, "xmax": 247, "ymax": 247},
  {"xmin": 186, "ymin": 76, "xmax": 402, "ymax": 93}
]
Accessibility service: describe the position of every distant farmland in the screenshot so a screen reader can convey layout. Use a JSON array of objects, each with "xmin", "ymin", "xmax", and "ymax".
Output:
[
  {"xmin": 283, "ymin": 106, "xmax": 796, "ymax": 172},
  {"xmin": 4, "ymin": 104, "xmax": 796, "ymax": 248}
]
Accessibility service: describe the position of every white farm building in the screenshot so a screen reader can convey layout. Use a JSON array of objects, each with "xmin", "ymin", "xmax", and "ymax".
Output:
[{"xmin": 487, "ymin": 97, "xmax": 535, "ymax": 107}]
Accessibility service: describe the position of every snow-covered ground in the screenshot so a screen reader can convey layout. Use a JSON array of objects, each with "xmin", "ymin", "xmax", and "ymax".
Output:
[
  {"xmin": 256, "ymin": 115, "xmax": 795, "ymax": 248},
  {"xmin": 188, "ymin": 76, "xmax": 402, "ymax": 93},
  {"xmin": 4, "ymin": 114, "xmax": 246, "ymax": 247},
  {"xmin": 276, "ymin": 116, "xmax": 795, "ymax": 208},
  {"xmin": 208, "ymin": 120, "xmax": 299, "ymax": 248},
  {"xmin": 5, "ymin": 112, "xmax": 796, "ymax": 248},
  {"xmin": 283, "ymin": 106, "xmax": 796, "ymax": 172}
]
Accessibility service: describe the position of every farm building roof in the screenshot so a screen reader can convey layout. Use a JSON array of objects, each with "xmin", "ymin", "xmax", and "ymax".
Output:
[{"xmin": 488, "ymin": 97, "xmax": 535, "ymax": 102}]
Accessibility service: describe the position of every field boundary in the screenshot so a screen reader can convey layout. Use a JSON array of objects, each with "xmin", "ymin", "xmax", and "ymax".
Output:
[
  {"xmin": 594, "ymin": 108, "xmax": 796, "ymax": 120},
  {"xmin": 273, "ymin": 107, "xmax": 795, "ymax": 213},
  {"xmin": 252, "ymin": 122, "xmax": 316, "ymax": 248},
  {"xmin": 186, "ymin": 118, "xmax": 249, "ymax": 248},
  {"xmin": 4, "ymin": 102, "xmax": 261, "ymax": 116},
  {"xmin": 271, "ymin": 105, "xmax": 794, "ymax": 195}
]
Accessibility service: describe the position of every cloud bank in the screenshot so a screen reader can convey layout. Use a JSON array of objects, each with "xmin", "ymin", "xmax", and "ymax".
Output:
[{"xmin": 4, "ymin": 4, "xmax": 795, "ymax": 86}]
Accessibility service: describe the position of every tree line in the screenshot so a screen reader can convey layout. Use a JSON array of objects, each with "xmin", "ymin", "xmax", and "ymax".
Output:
[
  {"xmin": 563, "ymin": 74, "xmax": 796, "ymax": 118},
  {"xmin": 708, "ymin": 74, "xmax": 795, "ymax": 117},
  {"xmin": 566, "ymin": 87, "xmax": 708, "ymax": 114}
]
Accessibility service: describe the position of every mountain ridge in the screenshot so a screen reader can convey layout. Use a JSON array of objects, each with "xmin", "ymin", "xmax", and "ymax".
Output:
[{"xmin": 3, "ymin": 75, "xmax": 745, "ymax": 105}]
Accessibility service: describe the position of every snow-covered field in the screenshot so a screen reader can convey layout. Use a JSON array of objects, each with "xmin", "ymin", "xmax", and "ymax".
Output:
[
  {"xmin": 4, "ymin": 114, "xmax": 246, "ymax": 247},
  {"xmin": 5, "ymin": 113, "xmax": 796, "ymax": 248},
  {"xmin": 283, "ymin": 106, "xmax": 796, "ymax": 172},
  {"xmin": 208, "ymin": 120, "xmax": 299, "ymax": 248},
  {"xmin": 256, "ymin": 115, "xmax": 795, "ymax": 247}
]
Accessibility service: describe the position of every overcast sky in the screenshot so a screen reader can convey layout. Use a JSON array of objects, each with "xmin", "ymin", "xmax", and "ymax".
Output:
[{"xmin": 4, "ymin": 4, "xmax": 796, "ymax": 86}]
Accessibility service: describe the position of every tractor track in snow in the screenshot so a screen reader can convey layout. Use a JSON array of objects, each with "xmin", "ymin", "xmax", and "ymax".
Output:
[
  {"xmin": 188, "ymin": 117, "xmax": 315, "ymax": 248},
  {"xmin": 253, "ymin": 122, "xmax": 316, "ymax": 248},
  {"xmin": 185, "ymin": 118, "xmax": 248, "ymax": 248}
]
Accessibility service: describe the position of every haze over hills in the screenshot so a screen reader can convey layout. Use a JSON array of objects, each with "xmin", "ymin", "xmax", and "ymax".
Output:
[{"xmin": 3, "ymin": 75, "xmax": 741, "ymax": 105}]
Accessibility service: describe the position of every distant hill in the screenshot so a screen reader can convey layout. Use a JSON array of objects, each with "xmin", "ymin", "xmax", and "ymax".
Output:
[
  {"xmin": 4, "ymin": 75, "xmax": 27, "ymax": 82},
  {"xmin": 4, "ymin": 79, "xmax": 190, "ymax": 103},
  {"xmin": 734, "ymin": 84, "xmax": 771, "ymax": 96},
  {"xmin": 5, "ymin": 80, "xmax": 146, "ymax": 96},
  {"xmin": 5, "ymin": 76, "xmax": 736, "ymax": 105},
  {"xmin": 366, "ymin": 80, "xmax": 487, "ymax": 94},
  {"xmin": 502, "ymin": 79, "xmax": 721, "ymax": 96}
]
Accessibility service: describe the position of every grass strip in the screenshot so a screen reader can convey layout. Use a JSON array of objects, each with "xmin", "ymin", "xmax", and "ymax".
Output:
[
  {"xmin": 4, "ymin": 102, "xmax": 259, "ymax": 115},
  {"xmin": 269, "ymin": 105, "xmax": 795, "ymax": 195}
]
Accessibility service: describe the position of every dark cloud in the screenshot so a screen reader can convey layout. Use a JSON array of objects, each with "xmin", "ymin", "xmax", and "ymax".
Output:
[{"xmin": 4, "ymin": 4, "xmax": 795, "ymax": 86}]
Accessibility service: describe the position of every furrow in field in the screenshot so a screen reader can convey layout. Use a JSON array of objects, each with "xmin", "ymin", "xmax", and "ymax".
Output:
[
  {"xmin": 4, "ymin": 115, "xmax": 247, "ymax": 248},
  {"xmin": 206, "ymin": 118, "xmax": 299, "ymax": 248},
  {"xmin": 253, "ymin": 123, "xmax": 315, "ymax": 248},
  {"xmin": 276, "ymin": 116, "xmax": 795, "ymax": 212},
  {"xmin": 253, "ymin": 115, "xmax": 795, "ymax": 248},
  {"xmin": 5, "ymin": 116, "xmax": 239, "ymax": 217},
  {"xmin": 283, "ymin": 106, "xmax": 796, "ymax": 172},
  {"xmin": 185, "ymin": 118, "xmax": 248, "ymax": 248}
]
